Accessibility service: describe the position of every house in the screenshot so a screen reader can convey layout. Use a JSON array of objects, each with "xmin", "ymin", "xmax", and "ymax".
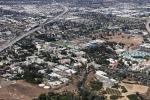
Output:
[
  {"xmin": 60, "ymin": 77, "xmax": 69, "ymax": 83},
  {"xmin": 38, "ymin": 69, "xmax": 46, "ymax": 74},
  {"xmin": 90, "ymin": 61, "xmax": 101, "ymax": 69},
  {"xmin": 83, "ymin": 39, "xmax": 105, "ymax": 49},
  {"xmin": 65, "ymin": 69, "xmax": 77, "ymax": 75},
  {"xmin": 55, "ymin": 65, "xmax": 69, "ymax": 71},
  {"xmin": 48, "ymin": 73, "xmax": 62, "ymax": 78},
  {"xmin": 74, "ymin": 63, "xmax": 82, "ymax": 67},
  {"xmin": 78, "ymin": 57, "xmax": 88, "ymax": 64},
  {"xmin": 52, "ymin": 68, "xmax": 61, "ymax": 72},
  {"xmin": 58, "ymin": 59, "xmax": 71, "ymax": 65},
  {"xmin": 74, "ymin": 51, "xmax": 86, "ymax": 57},
  {"xmin": 90, "ymin": 39, "xmax": 106, "ymax": 44},
  {"xmin": 0, "ymin": 62, "xmax": 3, "ymax": 66},
  {"xmin": 26, "ymin": 56, "xmax": 44, "ymax": 64},
  {"xmin": 96, "ymin": 70, "xmax": 107, "ymax": 76}
]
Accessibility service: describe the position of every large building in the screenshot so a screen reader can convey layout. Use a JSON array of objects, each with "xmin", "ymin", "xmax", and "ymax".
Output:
[{"xmin": 140, "ymin": 43, "xmax": 150, "ymax": 53}]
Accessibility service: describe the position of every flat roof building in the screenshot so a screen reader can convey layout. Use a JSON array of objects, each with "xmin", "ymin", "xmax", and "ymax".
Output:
[{"xmin": 140, "ymin": 43, "xmax": 150, "ymax": 53}]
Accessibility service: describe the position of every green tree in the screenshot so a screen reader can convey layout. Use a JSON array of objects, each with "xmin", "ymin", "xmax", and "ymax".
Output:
[
  {"xmin": 90, "ymin": 81, "xmax": 103, "ymax": 91},
  {"xmin": 38, "ymin": 94, "xmax": 47, "ymax": 100}
]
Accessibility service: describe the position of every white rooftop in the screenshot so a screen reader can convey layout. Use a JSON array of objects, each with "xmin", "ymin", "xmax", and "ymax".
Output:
[
  {"xmin": 52, "ymin": 68, "xmax": 61, "ymax": 72},
  {"xmin": 60, "ymin": 77, "xmax": 69, "ymax": 83},
  {"xmin": 140, "ymin": 43, "xmax": 150, "ymax": 49},
  {"xmin": 96, "ymin": 70, "xmax": 107, "ymax": 76},
  {"xmin": 48, "ymin": 73, "xmax": 62, "ymax": 78},
  {"xmin": 55, "ymin": 65, "xmax": 69, "ymax": 71},
  {"xmin": 48, "ymin": 81, "xmax": 62, "ymax": 86},
  {"xmin": 65, "ymin": 69, "xmax": 76, "ymax": 74},
  {"xmin": 90, "ymin": 39, "xmax": 105, "ymax": 44}
]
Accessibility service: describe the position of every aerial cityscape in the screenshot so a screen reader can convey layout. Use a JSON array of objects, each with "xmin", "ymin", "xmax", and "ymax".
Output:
[{"xmin": 0, "ymin": 0, "xmax": 150, "ymax": 100}]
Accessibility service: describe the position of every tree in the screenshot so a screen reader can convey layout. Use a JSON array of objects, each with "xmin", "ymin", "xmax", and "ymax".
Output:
[
  {"xmin": 144, "ymin": 55, "xmax": 150, "ymax": 61},
  {"xmin": 127, "ymin": 94, "xmax": 139, "ymax": 100},
  {"xmin": 121, "ymin": 86, "xmax": 128, "ymax": 93},
  {"xmin": 90, "ymin": 81, "xmax": 103, "ymax": 91},
  {"xmin": 37, "ymin": 92, "xmax": 74, "ymax": 100},
  {"xmin": 38, "ymin": 94, "xmax": 47, "ymax": 100},
  {"xmin": 112, "ymin": 84, "xmax": 120, "ymax": 89},
  {"xmin": 20, "ymin": 64, "xmax": 44, "ymax": 84}
]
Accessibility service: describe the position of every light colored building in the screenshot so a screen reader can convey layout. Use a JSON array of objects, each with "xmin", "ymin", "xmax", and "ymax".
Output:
[
  {"xmin": 26, "ymin": 56, "xmax": 44, "ymax": 64},
  {"xmin": 55, "ymin": 65, "xmax": 69, "ymax": 71},
  {"xmin": 60, "ymin": 77, "xmax": 69, "ymax": 83},
  {"xmin": 65, "ymin": 69, "xmax": 77, "ymax": 75},
  {"xmin": 140, "ymin": 43, "xmax": 150, "ymax": 53},
  {"xmin": 95, "ymin": 70, "xmax": 118, "ymax": 88},
  {"xmin": 74, "ymin": 62, "xmax": 82, "ymax": 67},
  {"xmin": 96, "ymin": 70, "xmax": 107, "ymax": 76},
  {"xmin": 77, "ymin": 57, "xmax": 88, "ymax": 64},
  {"xmin": 48, "ymin": 73, "xmax": 62, "ymax": 78},
  {"xmin": 47, "ymin": 81, "xmax": 62, "ymax": 87},
  {"xmin": 52, "ymin": 68, "xmax": 61, "ymax": 72},
  {"xmin": 115, "ymin": 49, "xmax": 125, "ymax": 54},
  {"xmin": 58, "ymin": 59, "xmax": 71, "ymax": 65},
  {"xmin": 74, "ymin": 51, "xmax": 86, "ymax": 57}
]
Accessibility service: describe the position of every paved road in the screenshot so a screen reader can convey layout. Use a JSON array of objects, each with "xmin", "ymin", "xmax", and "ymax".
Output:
[
  {"xmin": 0, "ymin": 3, "xmax": 68, "ymax": 53},
  {"xmin": 146, "ymin": 20, "xmax": 150, "ymax": 34},
  {"xmin": 0, "ymin": 27, "xmax": 41, "ymax": 52},
  {"xmin": 44, "ymin": 3, "xmax": 68, "ymax": 25}
]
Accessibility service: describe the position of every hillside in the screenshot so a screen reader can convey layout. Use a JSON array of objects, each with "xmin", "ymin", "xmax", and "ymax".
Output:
[{"xmin": 145, "ymin": 87, "xmax": 150, "ymax": 100}]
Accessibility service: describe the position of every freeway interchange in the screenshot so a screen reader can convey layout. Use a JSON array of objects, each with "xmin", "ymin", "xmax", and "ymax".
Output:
[{"xmin": 0, "ymin": 3, "xmax": 68, "ymax": 53}]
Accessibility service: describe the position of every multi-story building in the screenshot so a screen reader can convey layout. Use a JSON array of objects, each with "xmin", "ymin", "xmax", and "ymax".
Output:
[{"xmin": 140, "ymin": 43, "xmax": 150, "ymax": 53}]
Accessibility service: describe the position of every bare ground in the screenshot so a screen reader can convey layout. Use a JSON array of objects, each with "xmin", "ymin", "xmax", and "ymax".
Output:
[{"xmin": 0, "ymin": 80, "xmax": 48, "ymax": 100}]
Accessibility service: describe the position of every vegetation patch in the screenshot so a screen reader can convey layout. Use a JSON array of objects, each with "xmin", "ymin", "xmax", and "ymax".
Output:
[
  {"xmin": 127, "ymin": 94, "xmax": 139, "ymax": 100},
  {"xmin": 90, "ymin": 81, "xmax": 103, "ymax": 91}
]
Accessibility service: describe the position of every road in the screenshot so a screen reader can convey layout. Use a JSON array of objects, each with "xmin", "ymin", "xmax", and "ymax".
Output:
[
  {"xmin": 0, "ymin": 3, "xmax": 68, "ymax": 53},
  {"xmin": 43, "ymin": 3, "xmax": 68, "ymax": 25},
  {"xmin": 146, "ymin": 20, "xmax": 150, "ymax": 34}
]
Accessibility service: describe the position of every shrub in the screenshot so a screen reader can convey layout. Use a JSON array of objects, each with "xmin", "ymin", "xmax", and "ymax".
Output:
[
  {"xmin": 121, "ymin": 86, "xmax": 128, "ymax": 93},
  {"xmin": 110, "ymin": 95, "xmax": 119, "ymax": 100},
  {"xmin": 127, "ymin": 94, "xmax": 139, "ymax": 100}
]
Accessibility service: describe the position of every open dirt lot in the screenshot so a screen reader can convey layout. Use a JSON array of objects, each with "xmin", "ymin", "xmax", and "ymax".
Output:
[
  {"xmin": 144, "ymin": 87, "xmax": 150, "ymax": 100},
  {"xmin": 118, "ymin": 83, "xmax": 149, "ymax": 100},
  {"xmin": 0, "ymin": 80, "xmax": 48, "ymax": 100},
  {"xmin": 106, "ymin": 33, "xmax": 143, "ymax": 49},
  {"xmin": 122, "ymin": 83, "xmax": 149, "ymax": 94}
]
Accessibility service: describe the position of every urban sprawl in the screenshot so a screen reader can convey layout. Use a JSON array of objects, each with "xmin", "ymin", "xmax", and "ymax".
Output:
[{"xmin": 0, "ymin": 0, "xmax": 150, "ymax": 100}]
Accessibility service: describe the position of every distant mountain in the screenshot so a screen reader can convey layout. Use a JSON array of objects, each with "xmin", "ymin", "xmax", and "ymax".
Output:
[
  {"xmin": 0, "ymin": 0, "xmax": 150, "ymax": 5},
  {"xmin": 0, "ymin": 0, "xmax": 53, "ymax": 4},
  {"xmin": 117, "ymin": 0, "xmax": 150, "ymax": 4},
  {"xmin": 0, "ymin": 0, "xmax": 113, "ymax": 5},
  {"xmin": 57, "ymin": 0, "xmax": 150, "ymax": 5},
  {"xmin": 56, "ymin": 0, "xmax": 150, "ymax": 4}
]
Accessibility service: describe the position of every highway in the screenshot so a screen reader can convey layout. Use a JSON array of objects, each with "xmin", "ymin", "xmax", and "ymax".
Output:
[
  {"xmin": 0, "ymin": 3, "xmax": 68, "ymax": 53},
  {"xmin": 146, "ymin": 20, "xmax": 150, "ymax": 34},
  {"xmin": 44, "ymin": 3, "xmax": 68, "ymax": 25}
]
